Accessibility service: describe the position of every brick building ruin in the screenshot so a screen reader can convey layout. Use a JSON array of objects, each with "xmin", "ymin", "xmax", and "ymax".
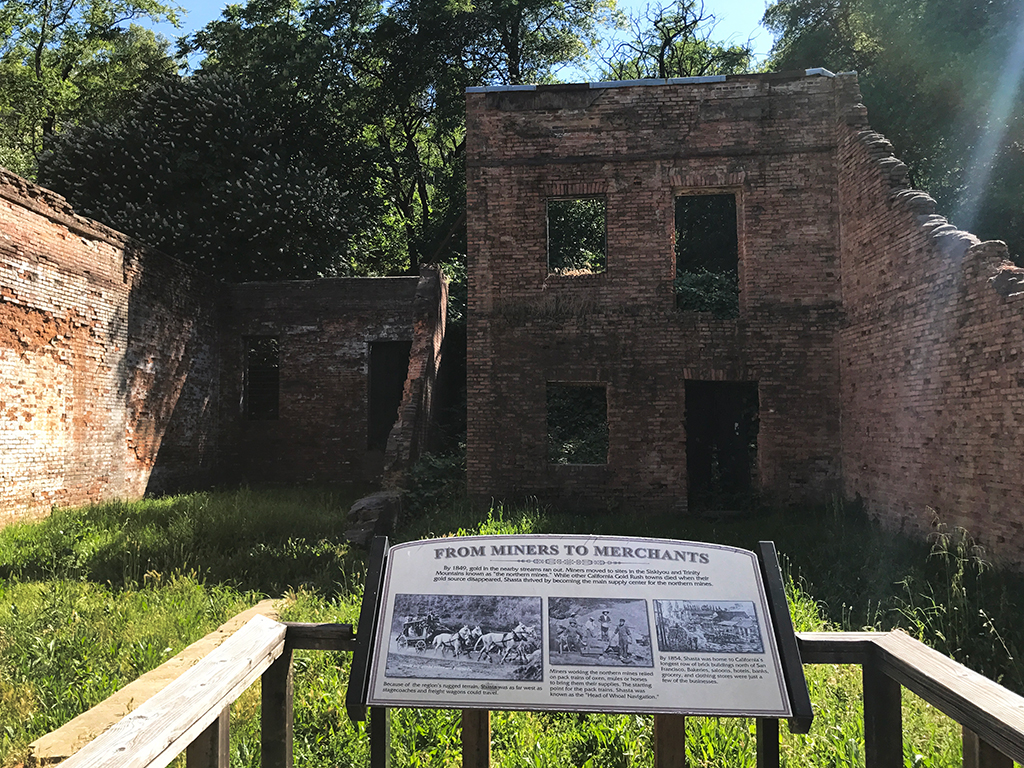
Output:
[
  {"xmin": 3, "ymin": 69, "xmax": 1024, "ymax": 564},
  {"xmin": 466, "ymin": 71, "xmax": 1024, "ymax": 563},
  {"xmin": 0, "ymin": 168, "xmax": 446, "ymax": 517}
]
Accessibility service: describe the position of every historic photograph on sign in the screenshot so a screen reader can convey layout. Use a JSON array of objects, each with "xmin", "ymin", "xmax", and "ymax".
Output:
[
  {"xmin": 548, "ymin": 597, "xmax": 653, "ymax": 667},
  {"xmin": 385, "ymin": 593, "xmax": 544, "ymax": 681},
  {"xmin": 366, "ymin": 535, "xmax": 796, "ymax": 717},
  {"xmin": 654, "ymin": 600, "xmax": 764, "ymax": 654}
]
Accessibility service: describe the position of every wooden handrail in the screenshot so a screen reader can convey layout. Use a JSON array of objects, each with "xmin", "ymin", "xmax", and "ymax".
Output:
[
  {"xmin": 54, "ymin": 622, "xmax": 1024, "ymax": 768},
  {"xmin": 799, "ymin": 631, "xmax": 1024, "ymax": 765},
  {"xmin": 61, "ymin": 615, "xmax": 286, "ymax": 768}
]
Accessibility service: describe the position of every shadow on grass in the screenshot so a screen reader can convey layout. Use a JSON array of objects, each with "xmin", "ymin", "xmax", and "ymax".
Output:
[{"xmin": 0, "ymin": 485, "xmax": 373, "ymax": 597}]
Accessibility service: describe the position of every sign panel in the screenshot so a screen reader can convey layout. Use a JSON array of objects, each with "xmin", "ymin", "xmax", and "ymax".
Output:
[{"xmin": 366, "ymin": 534, "xmax": 791, "ymax": 717}]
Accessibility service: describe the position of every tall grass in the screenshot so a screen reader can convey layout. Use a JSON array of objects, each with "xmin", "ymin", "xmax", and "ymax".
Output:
[
  {"xmin": 0, "ymin": 482, "xmax": 1015, "ymax": 767},
  {"xmin": 0, "ymin": 486, "xmax": 366, "ymax": 595},
  {"xmin": 0, "ymin": 575, "xmax": 253, "ymax": 765},
  {"xmin": 0, "ymin": 485, "xmax": 365, "ymax": 765}
]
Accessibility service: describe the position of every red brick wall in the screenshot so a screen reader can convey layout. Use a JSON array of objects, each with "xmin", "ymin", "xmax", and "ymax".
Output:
[
  {"xmin": 221, "ymin": 271, "xmax": 444, "ymax": 486},
  {"xmin": 385, "ymin": 269, "xmax": 448, "ymax": 485},
  {"xmin": 836, "ymin": 75, "xmax": 1024, "ymax": 562},
  {"xmin": 0, "ymin": 169, "xmax": 221, "ymax": 518},
  {"xmin": 1, "ymin": 169, "xmax": 446, "ymax": 519},
  {"xmin": 466, "ymin": 75, "xmax": 844, "ymax": 512}
]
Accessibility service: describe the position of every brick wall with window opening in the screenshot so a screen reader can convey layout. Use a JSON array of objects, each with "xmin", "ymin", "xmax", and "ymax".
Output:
[{"xmin": 675, "ymin": 193, "xmax": 739, "ymax": 316}]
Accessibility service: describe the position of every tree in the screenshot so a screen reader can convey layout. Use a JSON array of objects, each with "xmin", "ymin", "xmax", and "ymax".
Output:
[
  {"xmin": 604, "ymin": 0, "xmax": 752, "ymax": 81},
  {"xmin": 461, "ymin": 0, "xmax": 615, "ymax": 85},
  {"xmin": 185, "ymin": 0, "xmax": 615, "ymax": 277},
  {"xmin": 185, "ymin": 0, "xmax": 463, "ymax": 275},
  {"xmin": 0, "ymin": 0, "xmax": 180, "ymax": 177},
  {"xmin": 37, "ymin": 73, "xmax": 373, "ymax": 280},
  {"xmin": 763, "ymin": 0, "xmax": 1024, "ymax": 260}
]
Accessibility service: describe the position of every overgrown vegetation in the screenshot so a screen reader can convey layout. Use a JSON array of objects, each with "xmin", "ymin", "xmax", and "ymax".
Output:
[
  {"xmin": 0, "ymin": 575, "xmax": 254, "ymax": 764},
  {"xmin": 0, "ymin": 486, "xmax": 368, "ymax": 594},
  {"xmin": 674, "ymin": 269, "xmax": 740, "ymax": 317},
  {"xmin": 674, "ymin": 194, "xmax": 739, "ymax": 317},
  {"xmin": 0, "ymin": 485, "xmax": 1018, "ymax": 766},
  {"xmin": 547, "ymin": 198, "xmax": 607, "ymax": 275},
  {"xmin": 546, "ymin": 385, "xmax": 609, "ymax": 464}
]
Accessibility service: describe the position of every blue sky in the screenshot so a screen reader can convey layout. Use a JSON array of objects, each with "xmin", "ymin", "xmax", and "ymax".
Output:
[{"xmin": 152, "ymin": 0, "xmax": 776, "ymax": 73}]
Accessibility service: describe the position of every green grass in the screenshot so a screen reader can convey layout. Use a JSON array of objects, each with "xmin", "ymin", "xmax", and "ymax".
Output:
[
  {"xmin": 0, "ymin": 486, "xmax": 367, "ymax": 595},
  {"xmin": 0, "ymin": 482, "xmax": 1017, "ymax": 767},
  {"xmin": 0, "ymin": 575, "xmax": 254, "ymax": 765}
]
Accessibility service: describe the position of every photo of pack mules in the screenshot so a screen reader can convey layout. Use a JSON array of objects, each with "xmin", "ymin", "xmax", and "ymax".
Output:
[{"xmin": 548, "ymin": 596, "xmax": 654, "ymax": 668}]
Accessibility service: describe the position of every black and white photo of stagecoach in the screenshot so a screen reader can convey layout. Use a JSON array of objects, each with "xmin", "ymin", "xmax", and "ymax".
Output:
[{"xmin": 384, "ymin": 593, "xmax": 544, "ymax": 681}]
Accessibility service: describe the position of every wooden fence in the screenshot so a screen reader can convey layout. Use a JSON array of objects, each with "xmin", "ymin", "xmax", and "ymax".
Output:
[{"xmin": 58, "ymin": 617, "xmax": 1024, "ymax": 768}]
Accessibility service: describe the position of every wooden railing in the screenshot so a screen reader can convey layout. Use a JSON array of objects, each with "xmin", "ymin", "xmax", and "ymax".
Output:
[{"xmin": 59, "ymin": 619, "xmax": 1024, "ymax": 768}]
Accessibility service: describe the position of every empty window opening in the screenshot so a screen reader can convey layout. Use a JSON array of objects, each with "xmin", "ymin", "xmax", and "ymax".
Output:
[
  {"xmin": 547, "ymin": 384, "xmax": 608, "ymax": 464},
  {"xmin": 245, "ymin": 336, "xmax": 279, "ymax": 420},
  {"xmin": 675, "ymin": 194, "xmax": 738, "ymax": 316},
  {"xmin": 368, "ymin": 340, "xmax": 412, "ymax": 451},
  {"xmin": 547, "ymin": 198, "xmax": 606, "ymax": 275},
  {"xmin": 685, "ymin": 381, "xmax": 759, "ymax": 511}
]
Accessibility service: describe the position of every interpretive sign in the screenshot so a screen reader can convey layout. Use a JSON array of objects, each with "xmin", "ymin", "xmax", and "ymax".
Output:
[{"xmin": 364, "ymin": 534, "xmax": 796, "ymax": 717}]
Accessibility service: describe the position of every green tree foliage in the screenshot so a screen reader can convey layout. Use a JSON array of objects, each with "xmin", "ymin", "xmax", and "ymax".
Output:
[
  {"xmin": 37, "ymin": 73, "xmax": 372, "ymax": 280},
  {"xmin": 0, "ymin": 0, "xmax": 180, "ymax": 177},
  {"xmin": 462, "ymin": 0, "xmax": 614, "ymax": 85},
  {"xmin": 547, "ymin": 385, "xmax": 608, "ymax": 465},
  {"xmin": 547, "ymin": 198, "xmax": 606, "ymax": 274},
  {"xmin": 674, "ymin": 193, "xmax": 739, "ymax": 316},
  {"xmin": 604, "ymin": 0, "xmax": 752, "ymax": 80},
  {"xmin": 763, "ymin": 0, "xmax": 1024, "ymax": 260},
  {"xmin": 183, "ymin": 0, "xmax": 613, "ymax": 279}
]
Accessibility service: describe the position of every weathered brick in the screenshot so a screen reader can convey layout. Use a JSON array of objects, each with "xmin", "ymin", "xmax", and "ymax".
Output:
[
  {"xmin": 467, "ymin": 72, "xmax": 1024, "ymax": 565},
  {"xmin": 0, "ymin": 168, "xmax": 446, "ymax": 520}
]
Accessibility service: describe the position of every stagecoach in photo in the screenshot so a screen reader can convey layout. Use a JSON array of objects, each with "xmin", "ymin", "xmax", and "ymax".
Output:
[{"xmin": 395, "ymin": 614, "xmax": 449, "ymax": 652}]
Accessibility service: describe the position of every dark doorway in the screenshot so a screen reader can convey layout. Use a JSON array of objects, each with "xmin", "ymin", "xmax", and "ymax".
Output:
[
  {"xmin": 685, "ymin": 381, "xmax": 759, "ymax": 510},
  {"xmin": 244, "ymin": 336, "xmax": 280, "ymax": 420},
  {"xmin": 368, "ymin": 340, "xmax": 412, "ymax": 451}
]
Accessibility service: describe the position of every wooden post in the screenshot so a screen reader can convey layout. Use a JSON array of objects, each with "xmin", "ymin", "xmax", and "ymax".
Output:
[
  {"xmin": 370, "ymin": 706, "xmax": 391, "ymax": 768},
  {"xmin": 653, "ymin": 714, "xmax": 687, "ymax": 768},
  {"xmin": 187, "ymin": 706, "xmax": 229, "ymax": 768},
  {"xmin": 756, "ymin": 718, "xmax": 779, "ymax": 768},
  {"xmin": 261, "ymin": 648, "xmax": 294, "ymax": 768},
  {"xmin": 863, "ymin": 661, "xmax": 902, "ymax": 768},
  {"xmin": 963, "ymin": 727, "xmax": 1013, "ymax": 768},
  {"xmin": 462, "ymin": 709, "xmax": 491, "ymax": 768}
]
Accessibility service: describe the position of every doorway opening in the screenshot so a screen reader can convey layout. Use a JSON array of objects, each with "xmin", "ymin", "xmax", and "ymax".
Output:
[
  {"xmin": 368, "ymin": 341, "xmax": 412, "ymax": 451},
  {"xmin": 244, "ymin": 336, "xmax": 279, "ymax": 420},
  {"xmin": 684, "ymin": 380, "xmax": 759, "ymax": 511}
]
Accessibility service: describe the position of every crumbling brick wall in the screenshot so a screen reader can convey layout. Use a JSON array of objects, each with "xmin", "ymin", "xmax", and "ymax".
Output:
[
  {"xmin": 385, "ymin": 268, "xmax": 448, "ymax": 485},
  {"xmin": 1, "ymin": 168, "xmax": 446, "ymax": 520},
  {"xmin": 0, "ymin": 169, "xmax": 221, "ymax": 518},
  {"xmin": 466, "ymin": 74, "xmax": 844, "ymax": 512},
  {"xmin": 836, "ymin": 74, "xmax": 1024, "ymax": 562},
  {"xmin": 220, "ymin": 269, "xmax": 445, "ymax": 487}
]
